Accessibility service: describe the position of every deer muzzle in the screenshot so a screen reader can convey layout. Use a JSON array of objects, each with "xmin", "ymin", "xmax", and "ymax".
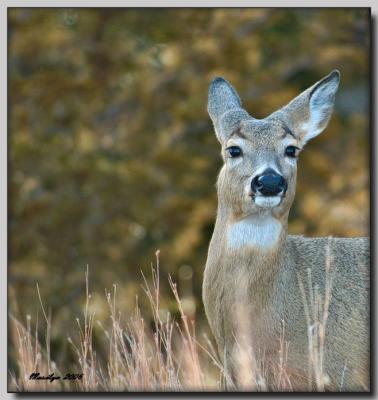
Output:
[{"xmin": 251, "ymin": 168, "xmax": 288, "ymax": 197}]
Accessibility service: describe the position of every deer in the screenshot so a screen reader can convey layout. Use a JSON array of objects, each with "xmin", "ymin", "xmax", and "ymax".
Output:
[{"xmin": 202, "ymin": 71, "xmax": 369, "ymax": 392}]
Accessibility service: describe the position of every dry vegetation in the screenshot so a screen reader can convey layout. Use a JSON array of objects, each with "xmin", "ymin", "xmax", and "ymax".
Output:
[
  {"xmin": 9, "ymin": 252, "xmax": 222, "ymax": 392},
  {"xmin": 9, "ymin": 250, "xmax": 341, "ymax": 392},
  {"xmin": 8, "ymin": 9, "xmax": 369, "ymax": 393}
]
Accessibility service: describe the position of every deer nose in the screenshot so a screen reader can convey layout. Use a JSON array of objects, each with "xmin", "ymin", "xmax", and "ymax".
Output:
[{"xmin": 251, "ymin": 169, "xmax": 287, "ymax": 196}]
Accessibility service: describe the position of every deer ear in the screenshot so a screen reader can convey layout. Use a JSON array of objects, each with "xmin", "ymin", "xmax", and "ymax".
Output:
[
  {"xmin": 208, "ymin": 77, "xmax": 250, "ymax": 143},
  {"xmin": 280, "ymin": 70, "xmax": 340, "ymax": 145}
]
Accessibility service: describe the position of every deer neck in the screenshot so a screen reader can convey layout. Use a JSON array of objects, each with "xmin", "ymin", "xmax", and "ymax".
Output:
[
  {"xmin": 221, "ymin": 211, "xmax": 288, "ymax": 317},
  {"xmin": 227, "ymin": 215, "xmax": 287, "ymax": 252},
  {"xmin": 216, "ymin": 206, "xmax": 289, "ymax": 284}
]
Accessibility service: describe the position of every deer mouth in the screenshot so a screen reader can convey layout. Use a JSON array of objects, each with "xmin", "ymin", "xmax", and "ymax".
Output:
[{"xmin": 253, "ymin": 195, "xmax": 283, "ymax": 208}]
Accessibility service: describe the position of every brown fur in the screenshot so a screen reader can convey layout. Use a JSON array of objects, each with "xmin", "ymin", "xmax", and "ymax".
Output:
[{"xmin": 203, "ymin": 71, "xmax": 369, "ymax": 391}]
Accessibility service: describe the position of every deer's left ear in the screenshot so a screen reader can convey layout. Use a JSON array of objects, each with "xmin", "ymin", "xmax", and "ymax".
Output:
[{"xmin": 279, "ymin": 70, "xmax": 340, "ymax": 145}]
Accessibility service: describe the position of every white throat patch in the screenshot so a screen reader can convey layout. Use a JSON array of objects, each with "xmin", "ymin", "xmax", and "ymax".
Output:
[{"xmin": 227, "ymin": 216, "xmax": 282, "ymax": 251}]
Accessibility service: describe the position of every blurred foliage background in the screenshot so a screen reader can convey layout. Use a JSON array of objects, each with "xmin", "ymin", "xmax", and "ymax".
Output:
[{"xmin": 9, "ymin": 8, "xmax": 369, "ymax": 369}]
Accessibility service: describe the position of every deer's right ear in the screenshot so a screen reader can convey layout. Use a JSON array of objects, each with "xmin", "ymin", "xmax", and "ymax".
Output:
[
  {"xmin": 279, "ymin": 70, "xmax": 340, "ymax": 145},
  {"xmin": 208, "ymin": 77, "xmax": 250, "ymax": 143}
]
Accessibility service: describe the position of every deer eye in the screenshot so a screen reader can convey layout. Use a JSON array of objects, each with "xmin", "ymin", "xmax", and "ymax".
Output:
[
  {"xmin": 226, "ymin": 146, "xmax": 242, "ymax": 158},
  {"xmin": 285, "ymin": 146, "xmax": 299, "ymax": 158}
]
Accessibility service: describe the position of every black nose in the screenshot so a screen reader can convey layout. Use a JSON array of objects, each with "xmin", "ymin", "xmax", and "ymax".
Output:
[{"xmin": 251, "ymin": 169, "xmax": 287, "ymax": 196}]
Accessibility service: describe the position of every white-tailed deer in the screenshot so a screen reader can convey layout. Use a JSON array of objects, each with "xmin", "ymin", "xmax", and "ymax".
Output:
[{"xmin": 202, "ymin": 71, "xmax": 369, "ymax": 391}]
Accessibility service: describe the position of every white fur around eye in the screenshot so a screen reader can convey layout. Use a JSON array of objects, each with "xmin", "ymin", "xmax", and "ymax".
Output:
[
  {"xmin": 285, "ymin": 156, "xmax": 297, "ymax": 166},
  {"xmin": 282, "ymin": 138, "xmax": 299, "ymax": 166},
  {"xmin": 225, "ymin": 138, "xmax": 245, "ymax": 165},
  {"xmin": 228, "ymin": 156, "xmax": 243, "ymax": 166}
]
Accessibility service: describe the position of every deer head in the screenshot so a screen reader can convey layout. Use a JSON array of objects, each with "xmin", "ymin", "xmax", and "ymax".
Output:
[{"xmin": 208, "ymin": 71, "xmax": 340, "ymax": 222}]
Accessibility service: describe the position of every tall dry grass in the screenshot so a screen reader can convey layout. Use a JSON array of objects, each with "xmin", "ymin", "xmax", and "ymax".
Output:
[
  {"xmin": 9, "ymin": 248, "xmax": 338, "ymax": 392},
  {"xmin": 9, "ymin": 251, "xmax": 223, "ymax": 392},
  {"xmin": 297, "ymin": 237, "xmax": 336, "ymax": 391}
]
